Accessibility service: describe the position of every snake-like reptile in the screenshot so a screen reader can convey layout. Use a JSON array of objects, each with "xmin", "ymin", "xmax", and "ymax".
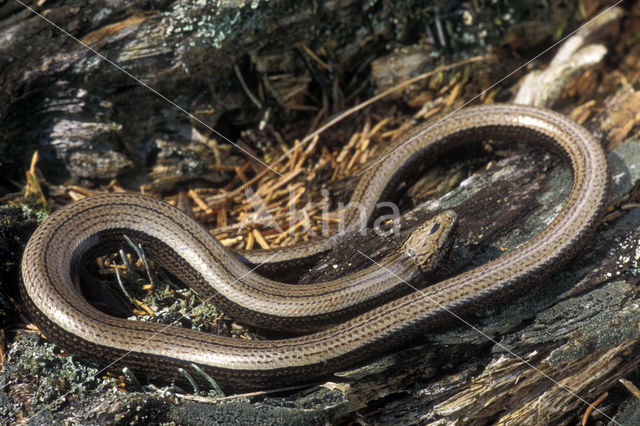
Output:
[{"xmin": 20, "ymin": 104, "xmax": 609, "ymax": 390}]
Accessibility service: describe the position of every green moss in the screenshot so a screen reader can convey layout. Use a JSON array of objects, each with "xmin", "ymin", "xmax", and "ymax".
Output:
[
  {"xmin": 7, "ymin": 333, "xmax": 107, "ymax": 408},
  {"xmin": 164, "ymin": 0, "xmax": 270, "ymax": 50},
  {"xmin": 20, "ymin": 200, "xmax": 51, "ymax": 224}
]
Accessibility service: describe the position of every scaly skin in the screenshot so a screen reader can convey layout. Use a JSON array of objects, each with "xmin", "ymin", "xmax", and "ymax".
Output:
[{"xmin": 20, "ymin": 104, "xmax": 609, "ymax": 390}]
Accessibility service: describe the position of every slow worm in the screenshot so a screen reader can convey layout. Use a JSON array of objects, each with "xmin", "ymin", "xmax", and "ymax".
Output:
[{"xmin": 20, "ymin": 104, "xmax": 609, "ymax": 389}]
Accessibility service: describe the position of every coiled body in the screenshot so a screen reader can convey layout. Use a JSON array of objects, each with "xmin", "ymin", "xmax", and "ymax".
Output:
[{"xmin": 20, "ymin": 104, "xmax": 609, "ymax": 390}]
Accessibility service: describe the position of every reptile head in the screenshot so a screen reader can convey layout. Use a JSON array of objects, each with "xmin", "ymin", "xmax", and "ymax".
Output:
[{"xmin": 402, "ymin": 210, "xmax": 458, "ymax": 272}]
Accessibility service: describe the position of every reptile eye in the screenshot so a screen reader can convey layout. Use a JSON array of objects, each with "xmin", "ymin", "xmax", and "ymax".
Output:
[{"xmin": 428, "ymin": 222, "xmax": 440, "ymax": 235}]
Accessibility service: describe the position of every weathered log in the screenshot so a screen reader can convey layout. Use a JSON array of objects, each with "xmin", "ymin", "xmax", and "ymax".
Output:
[{"xmin": 0, "ymin": 0, "xmax": 580, "ymax": 191}]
